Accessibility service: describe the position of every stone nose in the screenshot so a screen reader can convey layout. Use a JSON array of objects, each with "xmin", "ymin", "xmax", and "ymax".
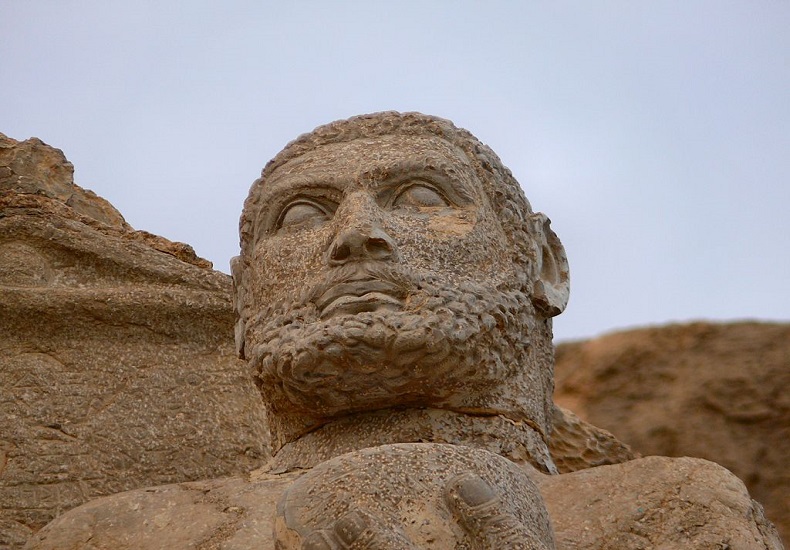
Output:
[{"xmin": 328, "ymin": 225, "xmax": 398, "ymax": 265}]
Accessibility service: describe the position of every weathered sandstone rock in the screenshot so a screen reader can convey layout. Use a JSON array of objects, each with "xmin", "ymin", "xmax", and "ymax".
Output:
[
  {"xmin": 554, "ymin": 321, "xmax": 790, "ymax": 545},
  {"xmin": 541, "ymin": 455, "xmax": 783, "ymax": 550},
  {"xmin": 0, "ymin": 134, "xmax": 127, "ymax": 229},
  {"xmin": 0, "ymin": 134, "xmax": 270, "ymax": 549},
  {"xmin": 6, "ymin": 114, "xmax": 785, "ymax": 549},
  {"xmin": 27, "ymin": 455, "xmax": 782, "ymax": 549},
  {"xmin": 548, "ymin": 405, "xmax": 637, "ymax": 473},
  {"xmin": 0, "ymin": 130, "xmax": 635, "ymax": 549}
]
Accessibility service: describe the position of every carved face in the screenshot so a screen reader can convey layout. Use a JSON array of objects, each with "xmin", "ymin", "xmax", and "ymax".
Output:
[
  {"xmin": 247, "ymin": 135, "xmax": 516, "ymax": 311},
  {"xmin": 237, "ymin": 120, "xmax": 569, "ymax": 448}
]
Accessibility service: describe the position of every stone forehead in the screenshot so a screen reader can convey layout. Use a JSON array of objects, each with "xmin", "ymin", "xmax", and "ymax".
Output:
[
  {"xmin": 239, "ymin": 112, "xmax": 535, "ymax": 258},
  {"xmin": 261, "ymin": 112, "xmax": 487, "ymax": 176},
  {"xmin": 263, "ymin": 134, "xmax": 473, "ymax": 181}
]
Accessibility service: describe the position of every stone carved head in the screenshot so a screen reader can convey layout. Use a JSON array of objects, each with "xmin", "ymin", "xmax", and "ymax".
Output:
[{"xmin": 232, "ymin": 112, "xmax": 569, "ymax": 451}]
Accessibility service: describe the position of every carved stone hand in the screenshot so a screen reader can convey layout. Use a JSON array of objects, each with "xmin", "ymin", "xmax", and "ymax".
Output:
[{"xmin": 274, "ymin": 443, "xmax": 555, "ymax": 550}]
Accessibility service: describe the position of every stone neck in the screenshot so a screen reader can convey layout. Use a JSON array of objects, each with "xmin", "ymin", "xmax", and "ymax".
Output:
[{"xmin": 266, "ymin": 407, "xmax": 557, "ymax": 475}]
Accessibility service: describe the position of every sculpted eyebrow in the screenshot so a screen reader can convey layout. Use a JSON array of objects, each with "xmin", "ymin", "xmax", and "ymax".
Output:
[
  {"xmin": 362, "ymin": 160, "xmax": 451, "ymax": 182},
  {"xmin": 259, "ymin": 175, "xmax": 341, "ymax": 204},
  {"xmin": 364, "ymin": 160, "xmax": 476, "ymax": 204}
]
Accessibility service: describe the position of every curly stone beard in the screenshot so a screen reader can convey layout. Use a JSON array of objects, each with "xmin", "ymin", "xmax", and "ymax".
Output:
[{"xmin": 245, "ymin": 263, "xmax": 546, "ymax": 448}]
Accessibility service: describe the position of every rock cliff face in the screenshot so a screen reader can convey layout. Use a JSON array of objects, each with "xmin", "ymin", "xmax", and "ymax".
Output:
[
  {"xmin": 2, "ymin": 133, "xmax": 785, "ymax": 549},
  {"xmin": 554, "ymin": 321, "xmax": 790, "ymax": 545},
  {"xmin": 0, "ymin": 133, "xmax": 634, "ymax": 549},
  {"xmin": 0, "ymin": 134, "xmax": 270, "ymax": 548}
]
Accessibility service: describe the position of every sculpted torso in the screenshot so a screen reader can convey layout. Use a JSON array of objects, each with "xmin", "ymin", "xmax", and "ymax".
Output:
[{"xmin": 25, "ymin": 113, "xmax": 783, "ymax": 550}]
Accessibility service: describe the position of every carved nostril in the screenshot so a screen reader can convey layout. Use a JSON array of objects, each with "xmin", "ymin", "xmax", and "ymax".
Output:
[
  {"xmin": 332, "ymin": 243, "xmax": 351, "ymax": 262},
  {"xmin": 328, "ymin": 226, "xmax": 398, "ymax": 265},
  {"xmin": 366, "ymin": 237, "xmax": 393, "ymax": 259}
]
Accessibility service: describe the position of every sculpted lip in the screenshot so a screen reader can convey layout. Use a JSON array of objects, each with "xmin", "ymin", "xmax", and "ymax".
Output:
[{"xmin": 316, "ymin": 279, "xmax": 406, "ymax": 318}]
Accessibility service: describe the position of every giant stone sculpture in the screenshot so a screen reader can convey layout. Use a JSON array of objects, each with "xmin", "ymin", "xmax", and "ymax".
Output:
[
  {"xmin": 24, "ymin": 113, "xmax": 783, "ymax": 549},
  {"xmin": 233, "ymin": 112, "xmax": 568, "ymax": 469}
]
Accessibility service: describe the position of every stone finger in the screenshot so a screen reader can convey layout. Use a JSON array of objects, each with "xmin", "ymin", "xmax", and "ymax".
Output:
[
  {"xmin": 444, "ymin": 473, "xmax": 552, "ymax": 550},
  {"xmin": 338, "ymin": 510, "xmax": 419, "ymax": 550}
]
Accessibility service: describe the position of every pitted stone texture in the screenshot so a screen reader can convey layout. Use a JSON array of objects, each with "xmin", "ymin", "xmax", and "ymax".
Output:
[
  {"xmin": 25, "ymin": 455, "xmax": 782, "ymax": 550},
  {"xmin": 275, "ymin": 443, "xmax": 555, "ymax": 549},
  {"xmin": 548, "ymin": 405, "xmax": 636, "ymax": 473},
  {"xmin": 0, "ymin": 132, "xmax": 127, "ymax": 229},
  {"xmin": 268, "ymin": 406, "xmax": 635, "ymax": 477},
  {"xmin": 234, "ymin": 113, "xmax": 570, "ymax": 450},
  {"xmin": 540, "ymin": 456, "xmax": 784, "ymax": 550},
  {"xmin": 269, "ymin": 408, "xmax": 558, "ymax": 475},
  {"xmin": 554, "ymin": 321, "xmax": 790, "ymax": 544},
  {"xmin": 13, "ymin": 115, "xmax": 783, "ymax": 549},
  {"xmin": 0, "ymin": 136, "xmax": 270, "ymax": 549}
]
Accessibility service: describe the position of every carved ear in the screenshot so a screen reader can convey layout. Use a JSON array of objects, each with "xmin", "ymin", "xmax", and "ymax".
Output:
[
  {"xmin": 528, "ymin": 213, "xmax": 570, "ymax": 317},
  {"xmin": 230, "ymin": 256, "xmax": 246, "ymax": 359}
]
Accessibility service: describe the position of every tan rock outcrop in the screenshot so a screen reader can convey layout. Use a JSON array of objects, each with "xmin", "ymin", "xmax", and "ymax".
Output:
[
  {"xmin": 27, "ymin": 455, "xmax": 782, "ymax": 550},
  {"xmin": 0, "ymin": 133, "xmax": 127, "ymax": 229},
  {"xmin": 554, "ymin": 321, "xmax": 790, "ymax": 545},
  {"xmin": 0, "ymin": 130, "xmax": 634, "ymax": 549},
  {"xmin": 5, "ymin": 116, "xmax": 785, "ymax": 549},
  {"xmin": 541, "ymin": 455, "xmax": 783, "ymax": 550},
  {"xmin": 0, "ymin": 134, "xmax": 270, "ymax": 549}
]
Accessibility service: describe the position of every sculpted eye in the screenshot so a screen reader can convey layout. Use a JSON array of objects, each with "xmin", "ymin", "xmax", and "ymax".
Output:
[
  {"xmin": 391, "ymin": 183, "xmax": 450, "ymax": 209},
  {"xmin": 277, "ymin": 200, "xmax": 332, "ymax": 231}
]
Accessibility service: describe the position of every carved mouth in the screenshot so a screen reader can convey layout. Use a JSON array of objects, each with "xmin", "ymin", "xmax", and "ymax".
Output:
[{"xmin": 316, "ymin": 279, "xmax": 406, "ymax": 318}]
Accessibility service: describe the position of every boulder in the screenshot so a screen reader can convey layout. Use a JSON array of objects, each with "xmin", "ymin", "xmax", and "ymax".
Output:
[
  {"xmin": 541, "ymin": 455, "xmax": 783, "ymax": 549},
  {"xmin": 27, "ymin": 456, "xmax": 783, "ymax": 549},
  {"xmin": 554, "ymin": 321, "xmax": 790, "ymax": 545}
]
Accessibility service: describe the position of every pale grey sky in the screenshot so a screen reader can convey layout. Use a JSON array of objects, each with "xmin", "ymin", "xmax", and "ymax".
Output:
[{"xmin": 2, "ymin": 1, "xmax": 788, "ymax": 342}]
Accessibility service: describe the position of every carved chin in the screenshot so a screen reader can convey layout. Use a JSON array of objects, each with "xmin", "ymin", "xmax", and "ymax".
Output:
[{"xmin": 248, "ymin": 280, "xmax": 531, "ymax": 420}]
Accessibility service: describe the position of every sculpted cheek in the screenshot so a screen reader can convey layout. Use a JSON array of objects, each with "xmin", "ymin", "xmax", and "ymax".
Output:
[
  {"xmin": 383, "ymin": 217, "xmax": 432, "ymax": 271},
  {"xmin": 386, "ymin": 211, "xmax": 512, "ymax": 285},
  {"xmin": 252, "ymin": 229, "xmax": 330, "ymax": 299},
  {"xmin": 427, "ymin": 212, "xmax": 475, "ymax": 237}
]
